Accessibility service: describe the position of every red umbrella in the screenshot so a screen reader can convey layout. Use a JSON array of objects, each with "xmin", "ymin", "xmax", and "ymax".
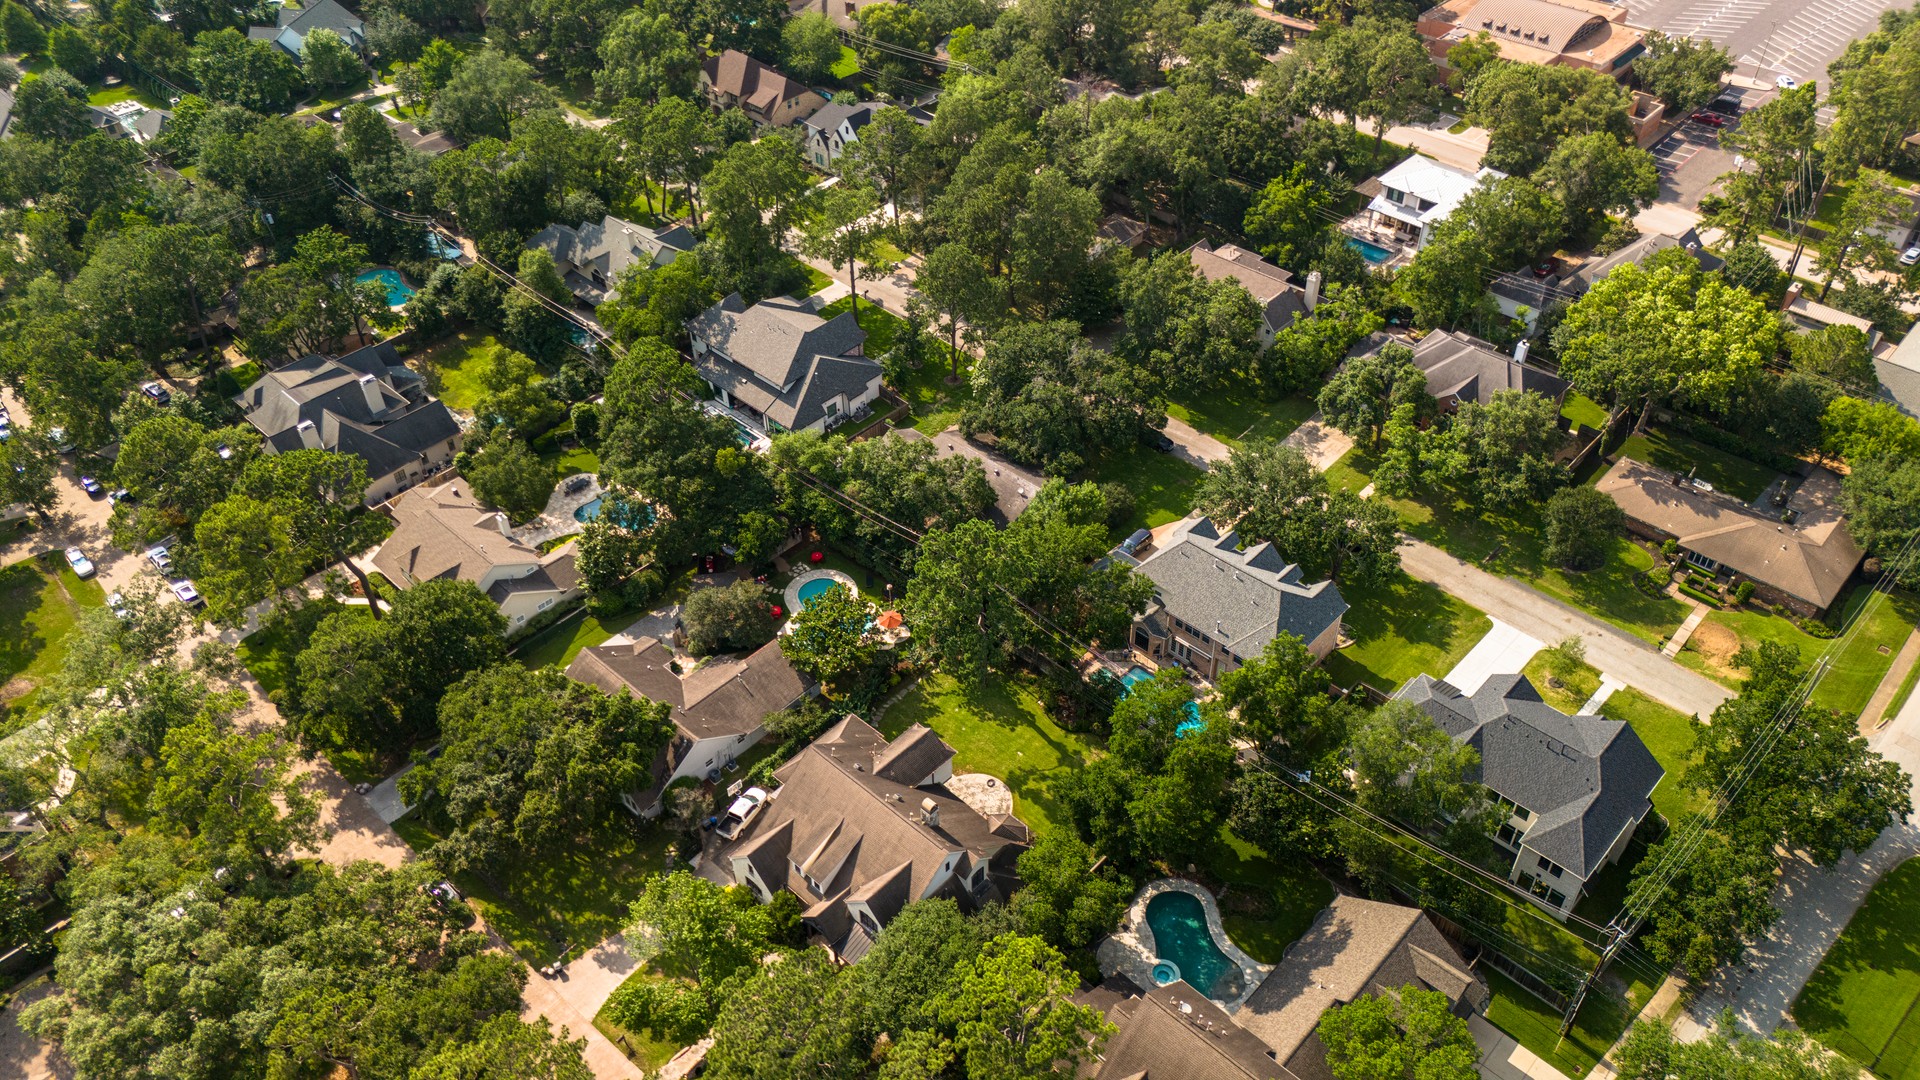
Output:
[
  {"xmin": 809, "ymin": 551, "xmax": 824, "ymax": 564},
  {"xmin": 770, "ymin": 605, "xmax": 784, "ymax": 618}
]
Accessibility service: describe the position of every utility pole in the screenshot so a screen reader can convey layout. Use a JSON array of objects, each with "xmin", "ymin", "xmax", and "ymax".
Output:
[{"xmin": 1559, "ymin": 921, "xmax": 1629, "ymax": 1037}]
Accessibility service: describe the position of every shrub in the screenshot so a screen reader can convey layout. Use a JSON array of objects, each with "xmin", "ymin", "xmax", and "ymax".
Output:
[
  {"xmin": 1543, "ymin": 486, "xmax": 1624, "ymax": 570},
  {"xmin": 1732, "ymin": 581, "xmax": 1755, "ymax": 604},
  {"xmin": 1679, "ymin": 583, "xmax": 1720, "ymax": 606},
  {"xmin": 680, "ymin": 579, "xmax": 778, "ymax": 655},
  {"xmin": 603, "ymin": 977, "xmax": 715, "ymax": 1044},
  {"xmin": 1661, "ymin": 539, "xmax": 1680, "ymax": 560},
  {"xmin": 1647, "ymin": 566, "xmax": 1671, "ymax": 587}
]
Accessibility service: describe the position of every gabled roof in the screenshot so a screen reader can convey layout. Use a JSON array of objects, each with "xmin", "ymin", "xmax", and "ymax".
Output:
[
  {"xmin": 1877, "ymin": 318, "xmax": 1920, "ymax": 418},
  {"xmin": 690, "ymin": 294, "xmax": 880, "ymax": 431},
  {"xmin": 1131, "ymin": 517, "xmax": 1348, "ymax": 659},
  {"xmin": 1396, "ymin": 673, "xmax": 1664, "ymax": 879},
  {"xmin": 1237, "ymin": 895, "xmax": 1485, "ymax": 1065},
  {"xmin": 527, "ymin": 216, "xmax": 695, "ymax": 303},
  {"xmin": 567, "ymin": 636, "xmax": 812, "ymax": 743},
  {"xmin": 1185, "ymin": 241, "xmax": 1307, "ymax": 335},
  {"xmin": 1596, "ymin": 459, "xmax": 1863, "ymax": 612},
  {"xmin": 273, "ymin": 0, "xmax": 363, "ymax": 36},
  {"xmin": 235, "ymin": 342, "xmax": 459, "ymax": 482},
  {"xmin": 720, "ymin": 716, "xmax": 1027, "ymax": 946},
  {"xmin": 804, "ymin": 101, "xmax": 880, "ymax": 139},
  {"xmin": 702, "ymin": 50, "xmax": 816, "ymax": 115},
  {"xmin": 372, "ymin": 481, "xmax": 543, "ymax": 585},
  {"xmin": 1097, "ymin": 980, "xmax": 1300, "ymax": 1080},
  {"xmin": 1406, "ymin": 329, "xmax": 1569, "ymax": 406}
]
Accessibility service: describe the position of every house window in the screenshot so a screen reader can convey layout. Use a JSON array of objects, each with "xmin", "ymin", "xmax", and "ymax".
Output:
[
  {"xmin": 825, "ymin": 401, "xmax": 840, "ymax": 416},
  {"xmin": 1386, "ymin": 186, "xmax": 1405, "ymax": 204},
  {"xmin": 513, "ymin": 614, "xmax": 526, "ymax": 623},
  {"xmin": 1536, "ymin": 856, "xmax": 1564, "ymax": 879},
  {"xmin": 1496, "ymin": 823, "xmax": 1519, "ymax": 848},
  {"xmin": 1686, "ymin": 551, "xmax": 1720, "ymax": 572},
  {"xmin": 1133, "ymin": 630, "xmax": 1150, "ymax": 649},
  {"xmin": 537, "ymin": 598, "xmax": 554, "ymax": 611}
]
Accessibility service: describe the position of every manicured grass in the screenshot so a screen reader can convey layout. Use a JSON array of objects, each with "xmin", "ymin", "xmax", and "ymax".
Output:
[
  {"xmin": 392, "ymin": 809, "xmax": 673, "ymax": 967},
  {"xmin": 215, "ymin": 360, "xmax": 264, "ymax": 396},
  {"xmin": 1081, "ymin": 446, "xmax": 1206, "ymax": 540},
  {"xmin": 778, "ymin": 544, "xmax": 896, "ymax": 602},
  {"xmin": 1483, "ymin": 967, "xmax": 1621, "ymax": 1078},
  {"xmin": 1615, "ymin": 429, "xmax": 1778, "ymax": 503},
  {"xmin": 1331, "ymin": 448, "xmax": 1690, "ymax": 646},
  {"xmin": 1521, "ymin": 653, "xmax": 1602, "ymax": 714},
  {"xmin": 1794, "ymin": 857, "xmax": 1920, "ymax": 1079},
  {"xmin": 790, "ymin": 263, "xmax": 835, "ymax": 299},
  {"xmin": 409, "ymin": 331, "xmax": 540, "ymax": 412},
  {"xmin": 1600, "ymin": 688, "xmax": 1701, "ymax": 823},
  {"xmin": 880, "ymin": 673, "xmax": 1328, "ymax": 962},
  {"xmin": 1676, "ymin": 588, "xmax": 1920, "ymax": 718},
  {"xmin": 86, "ymin": 82, "xmax": 171, "ymax": 109},
  {"xmin": 0, "ymin": 553, "xmax": 108, "ymax": 733},
  {"xmin": 890, "ymin": 350, "xmax": 974, "ymax": 435},
  {"xmin": 1320, "ymin": 574, "xmax": 1492, "ymax": 694},
  {"xmin": 1561, "ymin": 393, "xmax": 1611, "ymax": 433},
  {"xmin": 829, "ymin": 45, "xmax": 861, "ymax": 79},
  {"xmin": 1163, "ymin": 378, "xmax": 1315, "ymax": 449},
  {"xmin": 511, "ymin": 607, "xmax": 646, "ymax": 672},
  {"xmin": 817, "ymin": 294, "xmax": 902, "ymax": 354}
]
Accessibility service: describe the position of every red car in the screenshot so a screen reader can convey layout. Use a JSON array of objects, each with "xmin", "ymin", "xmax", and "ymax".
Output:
[{"xmin": 1689, "ymin": 111, "xmax": 1726, "ymax": 127}]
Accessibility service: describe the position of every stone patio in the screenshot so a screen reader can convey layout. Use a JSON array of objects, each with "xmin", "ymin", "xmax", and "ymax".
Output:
[
  {"xmin": 1097, "ymin": 878, "xmax": 1272, "ymax": 1014},
  {"xmin": 512, "ymin": 476, "xmax": 603, "ymax": 549},
  {"xmin": 948, "ymin": 772, "xmax": 1014, "ymax": 819}
]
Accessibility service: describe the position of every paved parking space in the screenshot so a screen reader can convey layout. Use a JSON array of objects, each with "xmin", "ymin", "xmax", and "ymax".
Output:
[
  {"xmin": 1442, "ymin": 619, "xmax": 1546, "ymax": 695},
  {"xmin": 1627, "ymin": 0, "xmax": 1910, "ymax": 88}
]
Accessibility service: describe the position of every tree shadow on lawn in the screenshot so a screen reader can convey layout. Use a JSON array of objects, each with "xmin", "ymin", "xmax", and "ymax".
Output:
[{"xmin": 1792, "ymin": 858, "xmax": 1920, "ymax": 1068}]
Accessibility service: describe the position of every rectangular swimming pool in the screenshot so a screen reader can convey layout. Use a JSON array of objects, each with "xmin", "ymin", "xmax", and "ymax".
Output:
[{"xmin": 1346, "ymin": 237, "xmax": 1396, "ymax": 265}]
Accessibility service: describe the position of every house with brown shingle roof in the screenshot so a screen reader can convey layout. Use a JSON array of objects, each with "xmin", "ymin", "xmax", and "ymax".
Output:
[
  {"xmin": 718, "ymin": 716, "xmax": 1029, "ymax": 961},
  {"xmin": 1596, "ymin": 459, "xmax": 1863, "ymax": 617},
  {"xmin": 1234, "ymin": 895, "xmax": 1487, "ymax": 1080},
  {"xmin": 699, "ymin": 50, "xmax": 825, "ymax": 127},
  {"xmin": 1089, "ymin": 979, "xmax": 1301, "ymax": 1080},
  {"xmin": 567, "ymin": 636, "xmax": 814, "ymax": 817},
  {"xmin": 1185, "ymin": 240, "xmax": 1313, "ymax": 346},
  {"xmin": 371, "ymin": 479, "xmax": 583, "ymax": 631}
]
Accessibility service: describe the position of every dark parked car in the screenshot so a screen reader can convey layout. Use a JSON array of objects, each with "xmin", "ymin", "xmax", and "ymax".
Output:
[
  {"xmin": 1708, "ymin": 96, "xmax": 1742, "ymax": 115},
  {"xmin": 1142, "ymin": 429, "xmax": 1176, "ymax": 453}
]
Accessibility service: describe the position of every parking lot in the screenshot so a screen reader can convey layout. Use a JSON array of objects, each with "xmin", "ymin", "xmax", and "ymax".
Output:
[
  {"xmin": 1626, "ymin": 0, "xmax": 1911, "ymax": 88},
  {"xmin": 1647, "ymin": 106, "xmax": 1745, "ymax": 209}
]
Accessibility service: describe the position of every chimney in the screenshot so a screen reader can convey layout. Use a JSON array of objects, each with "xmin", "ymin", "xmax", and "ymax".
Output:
[
  {"xmin": 1513, "ymin": 339, "xmax": 1530, "ymax": 364},
  {"xmin": 295, "ymin": 419, "xmax": 321, "ymax": 450},
  {"xmin": 919, "ymin": 797, "xmax": 940, "ymax": 830},
  {"xmin": 1781, "ymin": 281, "xmax": 1803, "ymax": 312},
  {"xmin": 357, "ymin": 373, "xmax": 385, "ymax": 416},
  {"xmin": 492, "ymin": 512, "xmax": 513, "ymax": 538},
  {"xmin": 1305, "ymin": 270, "xmax": 1322, "ymax": 312}
]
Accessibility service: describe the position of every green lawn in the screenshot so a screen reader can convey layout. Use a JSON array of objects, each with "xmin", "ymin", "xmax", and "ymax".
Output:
[
  {"xmin": 1080, "ymin": 446, "xmax": 1206, "ymax": 541},
  {"xmin": 1561, "ymin": 393, "xmax": 1611, "ymax": 433},
  {"xmin": 829, "ymin": 45, "xmax": 861, "ymax": 79},
  {"xmin": 1330, "ymin": 448, "xmax": 1689, "ymax": 646},
  {"xmin": 1320, "ymin": 574, "xmax": 1492, "ymax": 694},
  {"xmin": 0, "ymin": 553, "xmax": 107, "ymax": 734},
  {"xmin": 392, "ymin": 809, "xmax": 673, "ymax": 968},
  {"xmin": 511, "ymin": 607, "xmax": 646, "ymax": 672},
  {"xmin": 1600, "ymin": 688, "xmax": 1701, "ymax": 823},
  {"xmin": 1164, "ymin": 377, "xmax": 1315, "ymax": 449},
  {"xmin": 1484, "ymin": 968, "xmax": 1626, "ymax": 1078},
  {"xmin": 1675, "ymin": 588, "xmax": 1920, "ymax": 718},
  {"xmin": 879, "ymin": 673, "xmax": 1330, "ymax": 962},
  {"xmin": 409, "ymin": 331, "xmax": 540, "ymax": 412},
  {"xmin": 816, "ymin": 294, "xmax": 973, "ymax": 434},
  {"xmin": 1614, "ymin": 430, "xmax": 1779, "ymax": 503},
  {"xmin": 790, "ymin": 263, "xmax": 835, "ymax": 299},
  {"xmin": 1794, "ymin": 857, "xmax": 1920, "ymax": 1079},
  {"xmin": 1521, "ymin": 653, "xmax": 1602, "ymax": 714},
  {"xmin": 595, "ymin": 970, "xmax": 695, "ymax": 1072},
  {"xmin": 86, "ymin": 82, "xmax": 171, "ymax": 109}
]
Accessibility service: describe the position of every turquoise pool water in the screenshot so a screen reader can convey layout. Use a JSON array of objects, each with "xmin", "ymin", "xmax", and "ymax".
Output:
[
  {"xmin": 796, "ymin": 577, "xmax": 845, "ymax": 605},
  {"xmin": 356, "ymin": 268, "xmax": 415, "ymax": 305},
  {"xmin": 574, "ymin": 495, "xmax": 651, "ymax": 527},
  {"xmin": 1346, "ymin": 237, "xmax": 1395, "ymax": 265},
  {"xmin": 1146, "ymin": 891, "xmax": 1241, "ymax": 999},
  {"xmin": 1120, "ymin": 665, "xmax": 1205, "ymax": 736}
]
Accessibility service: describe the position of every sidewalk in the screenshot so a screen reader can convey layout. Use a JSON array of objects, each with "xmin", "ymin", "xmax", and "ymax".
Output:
[
  {"xmin": 1861, "ymin": 628, "xmax": 1920, "ymax": 732},
  {"xmin": 1470, "ymin": 1013, "xmax": 1574, "ymax": 1080}
]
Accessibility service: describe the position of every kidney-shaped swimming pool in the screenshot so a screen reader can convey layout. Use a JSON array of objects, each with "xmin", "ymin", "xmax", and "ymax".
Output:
[{"xmin": 1145, "ymin": 889, "xmax": 1244, "ymax": 1000}]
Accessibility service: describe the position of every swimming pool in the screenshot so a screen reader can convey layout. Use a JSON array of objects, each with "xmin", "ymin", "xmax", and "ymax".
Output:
[
  {"xmin": 1146, "ymin": 890, "xmax": 1242, "ymax": 999},
  {"xmin": 356, "ymin": 268, "xmax": 415, "ymax": 306},
  {"xmin": 1346, "ymin": 237, "xmax": 1395, "ymax": 265},
  {"xmin": 1120, "ymin": 665, "xmax": 1205, "ymax": 735},
  {"xmin": 574, "ymin": 495, "xmax": 651, "ymax": 527},
  {"xmin": 796, "ymin": 577, "xmax": 845, "ymax": 605}
]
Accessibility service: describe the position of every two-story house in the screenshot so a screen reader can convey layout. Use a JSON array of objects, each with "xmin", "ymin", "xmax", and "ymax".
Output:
[
  {"xmin": 699, "ymin": 50, "xmax": 825, "ymax": 127},
  {"xmin": 1363, "ymin": 155, "xmax": 1506, "ymax": 250},
  {"xmin": 248, "ymin": 0, "xmax": 366, "ymax": 57},
  {"xmin": 1396, "ymin": 673, "xmax": 1665, "ymax": 916},
  {"xmin": 234, "ymin": 341, "xmax": 461, "ymax": 506},
  {"xmin": 1349, "ymin": 329, "xmax": 1570, "ymax": 412},
  {"xmin": 1115, "ymin": 517, "xmax": 1348, "ymax": 681},
  {"xmin": 1185, "ymin": 240, "xmax": 1319, "ymax": 347},
  {"xmin": 371, "ymin": 481, "xmax": 582, "ymax": 631},
  {"xmin": 718, "ymin": 716, "xmax": 1030, "ymax": 961},
  {"xmin": 567, "ymin": 635, "xmax": 815, "ymax": 818},
  {"xmin": 688, "ymin": 293, "xmax": 884, "ymax": 435},
  {"xmin": 526, "ymin": 215, "xmax": 696, "ymax": 306}
]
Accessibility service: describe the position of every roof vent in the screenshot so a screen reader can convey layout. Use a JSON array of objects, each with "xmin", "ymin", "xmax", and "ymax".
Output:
[{"xmin": 1539, "ymin": 32, "xmax": 1549, "ymax": 42}]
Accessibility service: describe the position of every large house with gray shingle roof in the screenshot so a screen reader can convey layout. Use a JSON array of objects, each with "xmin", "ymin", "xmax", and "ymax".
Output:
[
  {"xmin": 568, "ymin": 636, "xmax": 813, "ymax": 818},
  {"xmin": 235, "ymin": 342, "xmax": 460, "ymax": 506},
  {"xmin": 688, "ymin": 293, "xmax": 883, "ymax": 436},
  {"xmin": 371, "ymin": 480, "xmax": 581, "ymax": 631},
  {"xmin": 1350, "ymin": 329, "xmax": 1569, "ymax": 412},
  {"xmin": 1185, "ymin": 240, "xmax": 1313, "ymax": 346},
  {"xmin": 1116, "ymin": 517, "xmax": 1347, "ymax": 681},
  {"xmin": 1396, "ymin": 673, "xmax": 1665, "ymax": 916},
  {"xmin": 717, "ymin": 716, "xmax": 1029, "ymax": 962},
  {"xmin": 248, "ymin": 0, "xmax": 366, "ymax": 57},
  {"xmin": 526, "ymin": 215, "xmax": 696, "ymax": 306}
]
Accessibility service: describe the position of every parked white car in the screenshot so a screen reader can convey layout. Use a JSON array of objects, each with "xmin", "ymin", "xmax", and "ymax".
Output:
[
  {"xmin": 64, "ymin": 546, "xmax": 95, "ymax": 578},
  {"xmin": 169, "ymin": 580, "xmax": 203, "ymax": 607},
  {"xmin": 715, "ymin": 787, "xmax": 770, "ymax": 840},
  {"xmin": 147, "ymin": 545, "xmax": 172, "ymax": 573},
  {"xmin": 1901, "ymin": 244, "xmax": 1920, "ymax": 266}
]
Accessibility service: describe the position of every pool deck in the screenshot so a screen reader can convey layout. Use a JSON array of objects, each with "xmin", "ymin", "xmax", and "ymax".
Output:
[
  {"xmin": 511, "ymin": 477, "xmax": 603, "ymax": 549},
  {"xmin": 1099, "ymin": 879, "xmax": 1272, "ymax": 1014},
  {"xmin": 783, "ymin": 567, "xmax": 857, "ymax": 615}
]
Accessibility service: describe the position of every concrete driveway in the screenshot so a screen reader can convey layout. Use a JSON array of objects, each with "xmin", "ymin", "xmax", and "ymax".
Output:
[
  {"xmin": 1470, "ymin": 1013, "xmax": 1572, "ymax": 1080},
  {"xmin": 1398, "ymin": 538, "xmax": 1732, "ymax": 718},
  {"xmin": 1444, "ymin": 619, "xmax": 1546, "ymax": 695}
]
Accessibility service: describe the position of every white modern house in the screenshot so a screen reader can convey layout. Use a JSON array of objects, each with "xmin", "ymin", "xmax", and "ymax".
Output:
[{"xmin": 1361, "ymin": 155, "xmax": 1506, "ymax": 251}]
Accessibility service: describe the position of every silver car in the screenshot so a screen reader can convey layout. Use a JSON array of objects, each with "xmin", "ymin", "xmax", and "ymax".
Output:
[
  {"xmin": 63, "ymin": 546, "xmax": 95, "ymax": 578},
  {"xmin": 715, "ymin": 787, "xmax": 770, "ymax": 840}
]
